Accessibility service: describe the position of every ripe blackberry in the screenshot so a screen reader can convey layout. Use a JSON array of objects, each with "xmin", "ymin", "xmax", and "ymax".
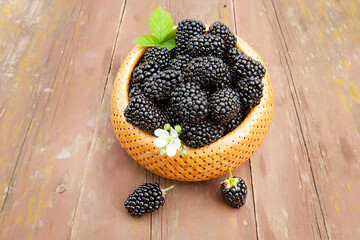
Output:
[
  {"xmin": 131, "ymin": 61, "xmax": 160, "ymax": 85},
  {"xmin": 144, "ymin": 46, "xmax": 171, "ymax": 69},
  {"xmin": 232, "ymin": 54, "xmax": 266, "ymax": 79},
  {"xmin": 124, "ymin": 183, "xmax": 174, "ymax": 217},
  {"xmin": 175, "ymin": 19, "xmax": 206, "ymax": 54},
  {"xmin": 169, "ymin": 54, "xmax": 191, "ymax": 72},
  {"xmin": 128, "ymin": 83, "xmax": 143, "ymax": 99},
  {"xmin": 169, "ymin": 48, "xmax": 177, "ymax": 59},
  {"xmin": 221, "ymin": 169, "xmax": 247, "ymax": 208},
  {"xmin": 143, "ymin": 70, "xmax": 182, "ymax": 102},
  {"xmin": 225, "ymin": 107, "xmax": 250, "ymax": 134},
  {"xmin": 226, "ymin": 47, "xmax": 244, "ymax": 64},
  {"xmin": 163, "ymin": 103, "xmax": 182, "ymax": 126},
  {"xmin": 236, "ymin": 76, "xmax": 264, "ymax": 108},
  {"xmin": 209, "ymin": 88, "xmax": 241, "ymax": 124},
  {"xmin": 124, "ymin": 94, "xmax": 170, "ymax": 135},
  {"xmin": 180, "ymin": 120, "xmax": 225, "ymax": 148},
  {"xmin": 185, "ymin": 56, "xmax": 231, "ymax": 89},
  {"xmin": 188, "ymin": 34, "xmax": 226, "ymax": 58},
  {"xmin": 170, "ymin": 81, "xmax": 208, "ymax": 124},
  {"xmin": 207, "ymin": 21, "xmax": 237, "ymax": 50}
]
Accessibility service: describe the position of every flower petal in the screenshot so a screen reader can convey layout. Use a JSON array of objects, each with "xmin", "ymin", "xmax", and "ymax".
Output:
[
  {"xmin": 154, "ymin": 136, "xmax": 168, "ymax": 148},
  {"xmin": 166, "ymin": 138, "xmax": 181, "ymax": 157},
  {"xmin": 155, "ymin": 129, "xmax": 169, "ymax": 137},
  {"xmin": 170, "ymin": 127, "xmax": 178, "ymax": 138}
]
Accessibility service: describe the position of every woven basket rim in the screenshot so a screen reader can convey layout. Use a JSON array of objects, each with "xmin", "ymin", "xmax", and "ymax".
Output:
[
  {"xmin": 110, "ymin": 29, "xmax": 274, "ymax": 181},
  {"xmin": 113, "ymin": 44, "xmax": 272, "ymax": 151}
]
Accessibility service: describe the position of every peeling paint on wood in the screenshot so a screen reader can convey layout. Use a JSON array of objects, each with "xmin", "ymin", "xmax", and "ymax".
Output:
[{"xmin": 0, "ymin": 0, "xmax": 359, "ymax": 239}]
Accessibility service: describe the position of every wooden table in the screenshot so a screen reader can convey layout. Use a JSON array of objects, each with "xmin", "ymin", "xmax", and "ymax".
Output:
[{"xmin": 0, "ymin": 0, "xmax": 359, "ymax": 239}]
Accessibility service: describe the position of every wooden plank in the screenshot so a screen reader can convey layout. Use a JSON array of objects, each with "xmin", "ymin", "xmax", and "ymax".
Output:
[
  {"xmin": 68, "ymin": 0, "xmax": 158, "ymax": 239},
  {"xmin": 0, "ymin": 0, "xmax": 79, "ymax": 211},
  {"xmin": 261, "ymin": 0, "xmax": 360, "ymax": 239},
  {"xmin": 70, "ymin": 0, "xmax": 258, "ymax": 239},
  {"xmin": 233, "ymin": 0, "xmax": 331, "ymax": 239},
  {"xmin": 152, "ymin": 1, "xmax": 258, "ymax": 240},
  {"xmin": 0, "ymin": 0, "xmax": 125, "ymax": 239}
]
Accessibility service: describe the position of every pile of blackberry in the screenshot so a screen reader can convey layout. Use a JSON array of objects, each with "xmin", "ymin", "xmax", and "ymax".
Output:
[{"xmin": 125, "ymin": 20, "xmax": 266, "ymax": 149}]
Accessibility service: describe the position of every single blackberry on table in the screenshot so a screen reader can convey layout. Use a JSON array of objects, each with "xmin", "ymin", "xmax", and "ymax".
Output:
[
  {"xmin": 124, "ymin": 183, "xmax": 174, "ymax": 217},
  {"xmin": 124, "ymin": 94, "xmax": 170, "ymax": 135},
  {"xmin": 232, "ymin": 54, "xmax": 266, "ymax": 79},
  {"xmin": 143, "ymin": 46, "xmax": 171, "ymax": 69},
  {"xmin": 185, "ymin": 56, "xmax": 231, "ymax": 89},
  {"xmin": 128, "ymin": 83, "xmax": 143, "ymax": 99},
  {"xmin": 225, "ymin": 107, "xmax": 251, "ymax": 134},
  {"xmin": 143, "ymin": 69, "xmax": 182, "ymax": 102},
  {"xmin": 236, "ymin": 76, "xmax": 264, "ymax": 108},
  {"xmin": 131, "ymin": 61, "xmax": 160, "ymax": 85},
  {"xmin": 175, "ymin": 19, "xmax": 206, "ymax": 54},
  {"xmin": 170, "ymin": 81, "xmax": 209, "ymax": 124},
  {"xmin": 207, "ymin": 21, "xmax": 237, "ymax": 50},
  {"xmin": 209, "ymin": 88, "xmax": 241, "ymax": 124},
  {"xmin": 169, "ymin": 54, "xmax": 192, "ymax": 72},
  {"xmin": 180, "ymin": 120, "xmax": 225, "ymax": 148},
  {"xmin": 188, "ymin": 34, "xmax": 226, "ymax": 58},
  {"xmin": 221, "ymin": 169, "xmax": 247, "ymax": 208}
]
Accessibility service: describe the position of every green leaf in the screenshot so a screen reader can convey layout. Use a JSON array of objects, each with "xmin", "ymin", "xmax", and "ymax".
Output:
[
  {"xmin": 133, "ymin": 34, "xmax": 159, "ymax": 46},
  {"xmin": 149, "ymin": 6, "xmax": 173, "ymax": 42},
  {"xmin": 158, "ymin": 38, "xmax": 175, "ymax": 50},
  {"xmin": 162, "ymin": 29, "xmax": 176, "ymax": 43}
]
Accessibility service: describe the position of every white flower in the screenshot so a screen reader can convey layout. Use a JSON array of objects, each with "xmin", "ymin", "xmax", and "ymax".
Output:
[{"xmin": 154, "ymin": 127, "xmax": 181, "ymax": 157}]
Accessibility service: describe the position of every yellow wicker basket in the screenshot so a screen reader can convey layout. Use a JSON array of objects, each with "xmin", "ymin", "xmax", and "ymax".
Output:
[{"xmin": 111, "ymin": 36, "xmax": 274, "ymax": 181}]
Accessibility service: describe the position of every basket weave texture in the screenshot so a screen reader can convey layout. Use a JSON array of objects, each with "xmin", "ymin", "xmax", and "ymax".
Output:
[{"xmin": 111, "ymin": 36, "xmax": 274, "ymax": 181}]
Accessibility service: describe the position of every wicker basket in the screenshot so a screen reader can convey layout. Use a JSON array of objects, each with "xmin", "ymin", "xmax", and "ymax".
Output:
[{"xmin": 111, "ymin": 36, "xmax": 274, "ymax": 181}]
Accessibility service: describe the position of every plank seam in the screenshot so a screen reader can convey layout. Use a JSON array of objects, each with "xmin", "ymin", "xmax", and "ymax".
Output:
[
  {"xmin": 0, "ymin": 117, "xmax": 33, "ymax": 214},
  {"xmin": 0, "ymin": 23, "xmax": 69, "ymax": 220},
  {"xmin": 100, "ymin": 0, "xmax": 127, "ymax": 105},
  {"xmin": 231, "ymin": 0, "xmax": 238, "ymax": 35},
  {"xmin": 249, "ymin": 160, "xmax": 260, "ymax": 240},
  {"xmin": 68, "ymin": 0, "xmax": 127, "ymax": 239},
  {"xmin": 266, "ymin": 0, "xmax": 331, "ymax": 239},
  {"xmin": 232, "ymin": 1, "xmax": 259, "ymax": 239}
]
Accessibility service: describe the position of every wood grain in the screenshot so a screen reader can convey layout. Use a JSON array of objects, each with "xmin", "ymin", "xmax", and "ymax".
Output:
[
  {"xmin": 262, "ymin": 0, "xmax": 360, "ymax": 239},
  {"xmin": 0, "ymin": 0, "xmax": 125, "ymax": 239},
  {"xmin": 70, "ymin": 0, "xmax": 258, "ymax": 239},
  {"xmin": 0, "ymin": 0, "xmax": 359, "ymax": 239},
  {"xmin": 233, "ymin": 1, "xmax": 330, "ymax": 239}
]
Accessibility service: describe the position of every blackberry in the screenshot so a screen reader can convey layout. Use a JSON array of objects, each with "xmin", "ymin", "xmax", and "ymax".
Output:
[
  {"xmin": 169, "ymin": 48, "xmax": 177, "ymax": 59},
  {"xmin": 185, "ymin": 56, "xmax": 231, "ymax": 89},
  {"xmin": 236, "ymin": 76, "xmax": 264, "ymax": 108},
  {"xmin": 225, "ymin": 107, "xmax": 251, "ymax": 134},
  {"xmin": 180, "ymin": 120, "xmax": 225, "ymax": 148},
  {"xmin": 131, "ymin": 61, "xmax": 160, "ymax": 85},
  {"xmin": 124, "ymin": 183, "xmax": 174, "ymax": 217},
  {"xmin": 128, "ymin": 83, "xmax": 143, "ymax": 99},
  {"xmin": 207, "ymin": 21, "xmax": 237, "ymax": 50},
  {"xmin": 209, "ymin": 88, "xmax": 241, "ymax": 124},
  {"xmin": 226, "ymin": 47, "xmax": 244, "ymax": 64},
  {"xmin": 124, "ymin": 94, "xmax": 170, "ymax": 135},
  {"xmin": 175, "ymin": 19, "xmax": 206, "ymax": 54},
  {"xmin": 143, "ymin": 70, "xmax": 182, "ymax": 102},
  {"xmin": 169, "ymin": 54, "xmax": 191, "ymax": 72},
  {"xmin": 144, "ymin": 46, "xmax": 171, "ymax": 69},
  {"xmin": 188, "ymin": 34, "xmax": 226, "ymax": 58},
  {"xmin": 163, "ymin": 104, "xmax": 182, "ymax": 126},
  {"xmin": 221, "ymin": 169, "xmax": 247, "ymax": 208},
  {"xmin": 232, "ymin": 54, "xmax": 266, "ymax": 79},
  {"xmin": 170, "ymin": 81, "xmax": 208, "ymax": 124}
]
